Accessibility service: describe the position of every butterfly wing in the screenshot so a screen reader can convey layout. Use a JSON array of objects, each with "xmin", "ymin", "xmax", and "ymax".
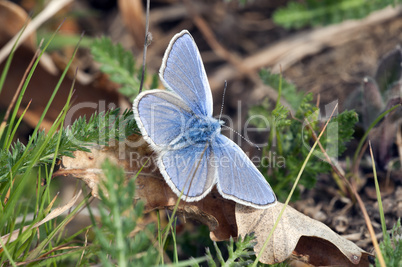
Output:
[
  {"xmin": 133, "ymin": 89, "xmax": 193, "ymax": 151},
  {"xmin": 158, "ymin": 144, "xmax": 216, "ymax": 201},
  {"xmin": 213, "ymin": 135, "xmax": 277, "ymax": 209},
  {"xmin": 133, "ymin": 90, "xmax": 217, "ymax": 200},
  {"xmin": 160, "ymin": 30, "xmax": 213, "ymax": 117}
]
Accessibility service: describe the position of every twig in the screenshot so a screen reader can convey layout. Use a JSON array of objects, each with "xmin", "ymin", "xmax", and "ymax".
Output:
[
  {"xmin": 138, "ymin": 0, "xmax": 150, "ymax": 94},
  {"xmin": 396, "ymin": 125, "xmax": 402, "ymax": 169}
]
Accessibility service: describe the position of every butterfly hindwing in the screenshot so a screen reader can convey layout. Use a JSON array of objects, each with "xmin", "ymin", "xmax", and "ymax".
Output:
[
  {"xmin": 160, "ymin": 30, "xmax": 213, "ymax": 117},
  {"xmin": 213, "ymin": 135, "xmax": 276, "ymax": 208},
  {"xmin": 158, "ymin": 144, "xmax": 216, "ymax": 201}
]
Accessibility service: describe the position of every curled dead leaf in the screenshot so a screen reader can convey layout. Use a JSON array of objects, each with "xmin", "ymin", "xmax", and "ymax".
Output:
[
  {"xmin": 56, "ymin": 134, "xmax": 238, "ymax": 241},
  {"xmin": 236, "ymin": 203, "xmax": 372, "ymax": 266}
]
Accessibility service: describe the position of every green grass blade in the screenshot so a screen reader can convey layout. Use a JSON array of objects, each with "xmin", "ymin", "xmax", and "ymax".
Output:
[
  {"xmin": 0, "ymin": 18, "xmax": 29, "ymax": 96},
  {"xmin": 26, "ymin": 193, "xmax": 90, "ymax": 261},
  {"xmin": 368, "ymin": 141, "xmax": 387, "ymax": 236}
]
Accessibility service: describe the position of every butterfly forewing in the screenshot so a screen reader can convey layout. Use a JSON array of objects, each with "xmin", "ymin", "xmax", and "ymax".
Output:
[
  {"xmin": 160, "ymin": 30, "xmax": 213, "ymax": 117},
  {"xmin": 134, "ymin": 90, "xmax": 193, "ymax": 150}
]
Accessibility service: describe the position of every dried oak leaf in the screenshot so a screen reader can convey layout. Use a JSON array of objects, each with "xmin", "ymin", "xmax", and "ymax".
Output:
[
  {"xmin": 236, "ymin": 203, "xmax": 372, "ymax": 266},
  {"xmin": 56, "ymin": 134, "xmax": 237, "ymax": 241}
]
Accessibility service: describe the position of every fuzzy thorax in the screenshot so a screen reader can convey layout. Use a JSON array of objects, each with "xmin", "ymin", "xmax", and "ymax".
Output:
[{"xmin": 169, "ymin": 115, "xmax": 222, "ymax": 150}]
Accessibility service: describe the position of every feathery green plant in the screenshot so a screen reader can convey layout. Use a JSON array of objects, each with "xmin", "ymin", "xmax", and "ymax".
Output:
[
  {"xmin": 205, "ymin": 235, "xmax": 256, "ymax": 266},
  {"xmin": 90, "ymin": 160, "xmax": 158, "ymax": 266},
  {"xmin": 375, "ymin": 219, "xmax": 402, "ymax": 267},
  {"xmin": 273, "ymin": 0, "xmax": 402, "ymax": 29},
  {"xmin": 91, "ymin": 37, "xmax": 158, "ymax": 100},
  {"xmin": 0, "ymin": 109, "xmax": 137, "ymax": 183},
  {"xmin": 249, "ymin": 70, "xmax": 358, "ymax": 200}
]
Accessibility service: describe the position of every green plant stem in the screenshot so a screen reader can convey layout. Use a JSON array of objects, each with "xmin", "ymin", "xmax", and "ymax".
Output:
[
  {"xmin": 275, "ymin": 71, "xmax": 283, "ymax": 109},
  {"xmin": 0, "ymin": 19, "xmax": 29, "ymax": 97},
  {"xmin": 368, "ymin": 141, "xmax": 387, "ymax": 236},
  {"xmin": 0, "ymin": 237, "xmax": 17, "ymax": 267},
  {"xmin": 109, "ymin": 181, "xmax": 127, "ymax": 267}
]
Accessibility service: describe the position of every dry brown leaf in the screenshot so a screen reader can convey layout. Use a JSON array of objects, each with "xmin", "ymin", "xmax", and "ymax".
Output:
[
  {"xmin": 56, "ymin": 135, "xmax": 238, "ymax": 241},
  {"xmin": 236, "ymin": 202, "xmax": 372, "ymax": 266},
  {"xmin": 56, "ymin": 135, "xmax": 371, "ymax": 265},
  {"xmin": 0, "ymin": 190, "xmax": 81, "ymax": 248}
]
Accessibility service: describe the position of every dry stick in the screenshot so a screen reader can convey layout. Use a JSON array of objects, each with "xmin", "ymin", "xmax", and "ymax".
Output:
[
  {"xmin": 304, "ymin": 118, "xmax": 385, "ymax": 266},
  {"xmin": 396, "ymin": 126, "xmax": 402, "ymax": 169},
  {"xmin": 78, "ymin": 229, "xmax": 89, "ymax": 265},
  {"xmin": 138, "ymin": 0, "xmax": 150, "ymax": 94},
  {"xmin": 248, "ymin": 6, "xmax": 402, "ymax": 73},
  {"xmin": 316, "ymin": 94, "xmax": 321, "ymax": 108}
]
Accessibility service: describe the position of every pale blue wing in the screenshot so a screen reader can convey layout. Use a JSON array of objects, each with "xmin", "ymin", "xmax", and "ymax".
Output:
[
  {"xmin": 160, "ymin": 30, "xmax": 213, "ymax": 117},
  {"xmin": 213, "ymin": 135, "xmax": 276, "ymax": 208},
  {"xmin": 133, "ymin": 90, "xmax": 193, "ymax": 151},
  {"xmin": 157, "ymin": 144, "xmax": 216, "ymax": 201}
]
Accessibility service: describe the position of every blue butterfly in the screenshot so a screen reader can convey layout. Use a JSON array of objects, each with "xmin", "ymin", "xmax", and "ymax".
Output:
[{"xmin": 133, "ymin": 30, "xmax": 276, "ymax": 209}]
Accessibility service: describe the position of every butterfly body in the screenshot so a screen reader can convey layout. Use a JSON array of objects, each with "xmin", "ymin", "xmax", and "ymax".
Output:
[
  {"xmin": 181, "ymin": 115, "xmax": 222, "ymax": 146},
  {"xmin": 133, "ymin": 30, "xmax": 277, "ymax": 209}
]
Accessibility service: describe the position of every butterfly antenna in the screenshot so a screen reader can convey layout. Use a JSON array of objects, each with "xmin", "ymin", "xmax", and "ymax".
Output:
[
  {"xmin": 218, "ymin": 80, "xmax": 227, "ymax": 121},
  {"xmin": 222, "ymin": 125, "xmax": 261, "ymax": 151}
]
